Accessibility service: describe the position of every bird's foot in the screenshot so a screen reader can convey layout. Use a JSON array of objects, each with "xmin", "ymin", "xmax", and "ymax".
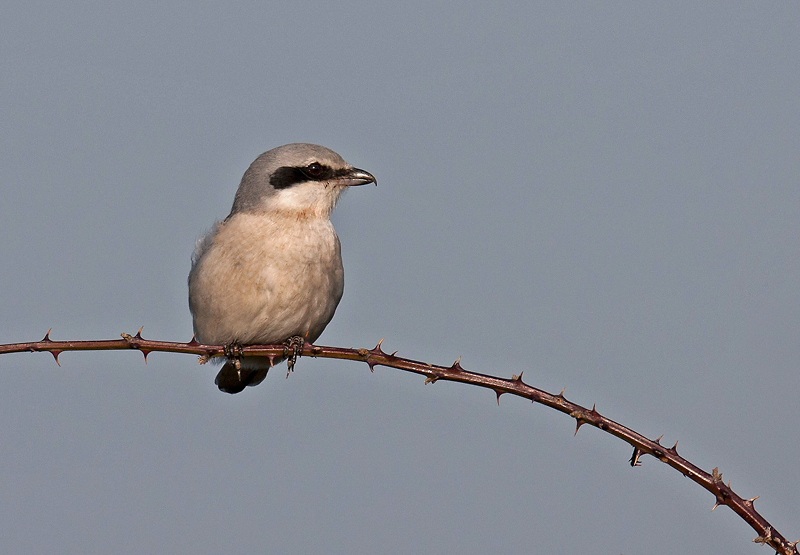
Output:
[
  {"xmin": 223, "ymin": 342, "xmax": 244, "ymax": 374},
  {"xmin": 283, "ymin": 336, "xmax": 305, "ymax": 377}
]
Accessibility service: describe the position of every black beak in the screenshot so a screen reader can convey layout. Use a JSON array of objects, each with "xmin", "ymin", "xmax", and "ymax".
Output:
[{"xmin": 338, "ymin": 167, "xmax": 377, "ymax": 187}]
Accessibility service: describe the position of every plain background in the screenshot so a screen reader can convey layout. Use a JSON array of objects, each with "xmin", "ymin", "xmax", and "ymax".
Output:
[{"xmin": 1, "ymin": 1, "xmax": 798, "ymax": 553}]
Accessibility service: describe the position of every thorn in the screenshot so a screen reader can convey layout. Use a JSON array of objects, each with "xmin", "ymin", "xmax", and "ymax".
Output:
[
  {"xmin": 51, "ymin": 350, "xmax": 62, "ymax": 366},
  {"xmin": 670, "ymin": 440, "xmax": 679, "ymax": 452},
  {"xmin": 135, "ymin": 326, "xmax": 144, "ymax": 339},
  {"xmin": 187, "ymin": 334, "xmax": 199, "ymax": 346},
  {"xmin": 367, "ymin": 361, "xmax": 376, "ymax": 372},
  {"xmin": 370, "ymin": 338, "xmax": 386, "ymax": 356},
  {"xmin": 451, "ymin": 356, "xmax": 463, "ymax": 371},
  {"xmin": 424, "ymin": 375, "xmax": 438, "ymax": 384},
  {"xmin": 629, "ymin": 447, "xmax": 643, "ymax": 467},
  {"xmin": 42, "ymin": 329, "xmax": 53, "ymax": 342},
  {"xmin": 141, "ymin": 350, "xmax": 150, "ymax": 363},
  {"xmin": 494, "ymin": 390, "xmax": 503, "ymax": 405},
  {"xmin": 390, "ymin": 350, "xmax": 398, "ymax": 357},
  {"xmin": 558, "ymin": 387, "xmax": 565, "ymax": 397},
  {"xmin": 711, "ymin": 501, "xmax": 720, "ymax": 512},
  {"xmin": 655, "ymin": 434, "xmax": 664, "ymax": 444},
  {"xmin": 569, "ymin": 408, "xmax": 596, "ymax": 435},
  {"xmin": 747, "ymin": 495, "xmax": 759, "ymax": 505},
  {"xmin": 512, "ymin": 372, "xmax": 523, "ymax": 382},
  {"xmin": 268, "ymin": 356, "xmax": 275, "ymax": 368},
  {"xmin": 590, "ymin": 403, "xmax": 597, "ymax": 413}
]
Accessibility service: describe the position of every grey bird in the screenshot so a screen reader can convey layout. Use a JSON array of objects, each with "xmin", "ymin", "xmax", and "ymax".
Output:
[{"xmin": 188, "ymin": 143, "xmax": 375, "ymax": 393}]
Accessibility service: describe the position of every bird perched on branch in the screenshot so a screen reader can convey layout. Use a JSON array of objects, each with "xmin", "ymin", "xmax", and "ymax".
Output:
[{"xmin": 188, "ymin": 143, "xmax": 376, "ymax": 393}]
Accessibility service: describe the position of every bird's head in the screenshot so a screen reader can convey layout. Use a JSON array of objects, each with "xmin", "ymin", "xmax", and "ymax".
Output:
[{"xmin": 230, "ymin": 143, "xmax": 376, "ymax": 218}]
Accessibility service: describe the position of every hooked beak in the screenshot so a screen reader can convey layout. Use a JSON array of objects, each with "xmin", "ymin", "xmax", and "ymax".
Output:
[{"xmin": 337, "ymin": 167, "xmax": 377, "ymax": 187}]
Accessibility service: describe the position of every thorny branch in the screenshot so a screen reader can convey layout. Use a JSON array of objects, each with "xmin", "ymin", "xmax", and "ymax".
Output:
[{"xmin": 1, "ymin": 329, "xmax": 797, "ymax": 555}]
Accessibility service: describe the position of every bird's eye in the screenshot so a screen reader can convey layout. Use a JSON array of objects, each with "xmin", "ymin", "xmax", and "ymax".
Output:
[{"xmin": 306, "ymin": 163, "xmax": 322, "ymax": 176}]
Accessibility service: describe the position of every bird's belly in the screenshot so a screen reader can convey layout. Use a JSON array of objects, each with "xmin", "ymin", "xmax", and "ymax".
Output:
[
  {"xmin": 246, "ymin": 260, "xmax": 343, "ymax": 344},
  {"xmin": 189, "ymin": 215, "xmax": 344, "ymax": 346}
]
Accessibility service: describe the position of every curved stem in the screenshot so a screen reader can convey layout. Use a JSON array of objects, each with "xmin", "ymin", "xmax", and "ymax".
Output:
[{"xmin": 1, "ymin": 330, "xmax": 797, "ymax": 555}]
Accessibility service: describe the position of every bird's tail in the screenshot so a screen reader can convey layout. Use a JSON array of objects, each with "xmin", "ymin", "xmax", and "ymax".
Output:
[{"xmin": 214, "ymin": 357, "xmax": 275, "ymax": 394}]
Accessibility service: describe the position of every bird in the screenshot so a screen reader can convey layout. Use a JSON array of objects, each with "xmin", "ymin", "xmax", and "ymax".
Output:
[{"xmin": 188, "ymin": 143, "xmax": 375, "ymax": 393}]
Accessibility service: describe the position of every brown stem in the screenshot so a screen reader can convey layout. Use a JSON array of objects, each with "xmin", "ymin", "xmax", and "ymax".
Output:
[{"xmin": 1, "ymin": 330, "xmax": 797, "ymax": 555}]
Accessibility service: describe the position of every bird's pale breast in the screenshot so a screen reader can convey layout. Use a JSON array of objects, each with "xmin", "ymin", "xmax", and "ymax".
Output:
[{"xmin": 188, "ymin": 211, "xmax": 344, "ymax": 346}]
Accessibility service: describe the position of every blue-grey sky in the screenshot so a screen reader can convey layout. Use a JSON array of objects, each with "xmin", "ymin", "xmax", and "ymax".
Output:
[{"xmin": 1, "ymin": 1, "xmax": 798, "ymax": 553}]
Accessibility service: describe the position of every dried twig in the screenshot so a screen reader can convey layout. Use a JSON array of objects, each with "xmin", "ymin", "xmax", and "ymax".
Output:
[{"xmin": 1, "ymin": 329, "xmax": 797, "ymax": 555}]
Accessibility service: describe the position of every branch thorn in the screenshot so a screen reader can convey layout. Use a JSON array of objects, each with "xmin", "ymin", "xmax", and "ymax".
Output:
[
  {"xmin": 655, "ymin": 434, "xmax": 664, "ymax": 444},
  {"xmin": 511, "ymin": 372, "xmax": 523, "ymax": 382},
  {"xmin": 451, "ymin": 356, "xmax": 463, "ymax": 371},
  {"xmin": 629, "ymin": 447, "xmax": 643, "ymax": 466},
  {"xmin": 51, "ymin": 350, "xmax": 62, "ymax": 366},
  {"xmin": 42, "ymin": 329, "xmax": 53, "ymax": 342},
  {"xmin": 135, "ymin": 326, "xmax": 144, "ymax": 340},
  {"xmin": 141, "ymin": 350, "xmax": 150, "ymax": 363},
  {"xmin": 494, "ymin": 390, "xmax": 503, "ymax": 405},
  {"xmin": 370, "ymin": 338, "xmax": 386, "ymax": 356},
  {"xmin": 187, "ymin": 334, "xmax": 199, "ymax": 346}
]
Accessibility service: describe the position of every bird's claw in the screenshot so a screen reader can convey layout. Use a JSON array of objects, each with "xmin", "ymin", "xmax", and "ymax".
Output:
[
  {"xmin": 284, "ymin": 336, "xmax": 305, "ymax": 377},
  {"xmin": 223, "ymin": 342, "xmax": 244, "ymax": 371}
]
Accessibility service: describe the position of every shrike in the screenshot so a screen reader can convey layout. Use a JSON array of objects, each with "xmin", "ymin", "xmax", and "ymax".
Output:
[{"xmin": 188, "ymin": 143, "xmax": 375, "ymax": 393}]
